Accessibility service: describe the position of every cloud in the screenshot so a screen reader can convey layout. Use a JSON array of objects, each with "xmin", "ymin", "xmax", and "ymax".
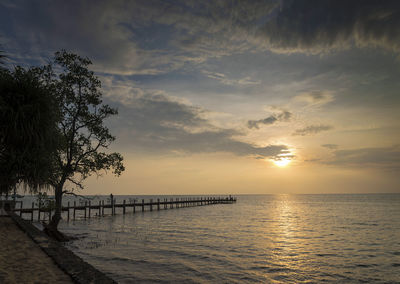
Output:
[
  {"xmin": 103, "ymin": 81, "xmax": 289, "ymax": 159},
  {"xmin": 202, "ymin": 71, "xmax": 260, "ymax": 86},
  {"xmin": 2, "ymin": 0, "xmax": 399, "ymax": 77},
  {"xmin": 295, "ymin": 91, "xmax": 334, "ymax": 106},
  {"xmin": 321, "ymin": 144, "xmax": 339, "ymax": 150},
  {"xmin": 293, "ymin": 124, "xmax": 334, "ymax": 136},
  {"xmin": 258, "ymin": 0, "xmax": 400, "ymax": 54},
  {"xmin": 0, "ymin": 0, "xmax": 277, "ymax": 75},
  {"xmin": 247, "ymin": 110, "xmax": 292, "ymax": 129},
  {"xmin": 327, "ymin": 145, "xmax": 400, "ymax": 170}
]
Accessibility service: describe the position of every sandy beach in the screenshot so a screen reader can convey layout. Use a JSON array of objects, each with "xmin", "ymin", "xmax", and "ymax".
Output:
[{"xmin": 0, "ymin": 216, "xmax": 73, "ymax": 283}]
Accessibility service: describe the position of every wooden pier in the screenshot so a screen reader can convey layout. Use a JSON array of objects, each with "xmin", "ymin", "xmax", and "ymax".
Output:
[{"xmin": 13, "ymin": 196, "xmax": 237, "ymax": 222}]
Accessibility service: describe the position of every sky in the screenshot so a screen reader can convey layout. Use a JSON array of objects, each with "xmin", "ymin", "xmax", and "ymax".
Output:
[{"xmin": 1, "ymin": 0, "xmax": 400, "ymax": 195}]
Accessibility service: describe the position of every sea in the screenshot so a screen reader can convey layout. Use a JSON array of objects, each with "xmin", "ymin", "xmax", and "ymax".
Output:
[{"xmin": 16, "ymin": 194, "xmax": 400, "ymax": 283}]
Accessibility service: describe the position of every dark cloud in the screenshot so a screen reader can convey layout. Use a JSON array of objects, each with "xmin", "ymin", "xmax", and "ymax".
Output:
[
  {"xmin": 293, "ymin": 124, "xmax": 334, "ymax": 136},
  {"xmin": 106, "ymin": 89, "xmax": 289, "ymax": 159},
  {"xmin": 247, "ymin": 110, "xmax": 292, "ymax": 129},
  {"xmin": 328, "ymin": 145, "xmax": 400, "ymax": 170},
  {"xmin": 259, "ymin": 0, "xmax": 400, "ymax": 54},
  {"xmin": 0, "ymin": 0, "xmax": 277, "ymax": 75},
  {"xmin": 322, "ymin": 144, "xmax": 339, "ymax": 149},
  {"xmin": 2, "ymin": 0, "xmax": 399, "ymax": 76}
]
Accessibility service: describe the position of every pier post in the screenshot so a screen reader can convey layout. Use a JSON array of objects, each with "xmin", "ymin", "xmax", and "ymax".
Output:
[
  {"xmin": 88, "ymin": 201, "xmax": 91, "ymax": 218},
  {"xmin": 67, "ymin": 201, "xmax": 70, "ymax": 221},
  {"xmin": 73, "ymin": 201, "xmax": 76, "ymax": 220},
  {"xmin": 170, "ymin": 198, "xmax": 173, "ymax": 209},
  {"xmin": 20, "ymin": 201, "xmax": 23, "ymax": 217},
  {"xmin": 123, "ymin": 200, "xmax": 126, "ymax": 215},
  {"xmin": 102, "ymin": 200, "xmax": 105, "ymax": 216},
  {"xmin": 111, "ymin": 198, "xmax": 114, "ymax": 215},
  {"xmin": 99, "ymin": 200, "xmax": 101, "ymax": 216},
  {"xmin": 38, "ymin": 203, "xmax": 41, "ymax": 221},
  {"xmin": 31, "ymin": 202, "xmax": 34, "ymax": 221},
  {"xmin": 84, "ymin": 201, "xmax": 87, "ymax": 218},
  {"xmin": 142, "ymin": 199, "xmax": 144, "ymax": 212},
  {"xmin": 157, "ymin": 198, "xmax": 160, "ymax": 210},
  {"xmin": 150, "ymin": 199, "xmax": 153, "ymax": 211},
  {"xmin": 133, "ymin": 199, "xmax": 136, "ymax": 213}
]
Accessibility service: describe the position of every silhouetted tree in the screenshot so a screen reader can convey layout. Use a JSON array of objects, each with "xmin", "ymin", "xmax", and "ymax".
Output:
[
  {"xmin": 35, "ymin": 50, "xmax": 124, "ymax": 238},
  {"xmin": 0, "ymin": 67, "xmax": 59, "ymax": 195}
]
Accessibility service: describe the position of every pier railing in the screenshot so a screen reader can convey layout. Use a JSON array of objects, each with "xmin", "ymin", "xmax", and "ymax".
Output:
[{"xmin": 13, "ymin": 196, "xmax": 237, "ymax": 222}]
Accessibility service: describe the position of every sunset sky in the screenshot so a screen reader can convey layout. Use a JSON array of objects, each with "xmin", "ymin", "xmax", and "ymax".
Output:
[{"xmin": 1, "ymin": 0, "xmax": 400, "ymax": 194}]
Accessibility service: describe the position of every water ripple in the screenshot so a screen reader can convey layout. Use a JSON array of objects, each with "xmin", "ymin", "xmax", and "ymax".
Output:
[{"xmin": 60, "ymin": 194, "xmax": 400, "ymax": 283}]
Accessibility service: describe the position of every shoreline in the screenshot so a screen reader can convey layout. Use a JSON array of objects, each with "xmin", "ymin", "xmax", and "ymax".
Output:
[{"xmin": 4, "ymin": 212, "xmax": 116, "ymax": 284}]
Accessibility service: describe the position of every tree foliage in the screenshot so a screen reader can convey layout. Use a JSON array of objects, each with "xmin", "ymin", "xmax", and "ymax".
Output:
[
  {"xmin": 35, "ymin": 50, "xmax": 124, "ymax": 232},
  {"xmin": 0, "ymin": 49, "xmax": 5, "ymax": 68},
  {"xmin": 1, "ymin": 50, "xmax": 123, "ymax": 237},
  {"xmin": 0, "ymin": 67, "xmax": 59, "ymax": 194}
]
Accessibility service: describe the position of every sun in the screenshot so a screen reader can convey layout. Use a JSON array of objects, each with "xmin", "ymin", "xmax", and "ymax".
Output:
[{"xmin": 273, "ymin": 157, "xmax": 291, "ymax": 167}]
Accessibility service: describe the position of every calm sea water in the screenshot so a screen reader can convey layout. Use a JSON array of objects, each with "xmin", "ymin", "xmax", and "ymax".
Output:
[{"xmin": 25, "ymin": 194, "xmax": 400, "ymax": 283}]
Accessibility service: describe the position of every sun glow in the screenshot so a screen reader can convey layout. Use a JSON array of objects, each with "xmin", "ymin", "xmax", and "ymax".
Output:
[{"xmin": 273, "ymin": 158, "xmax": 291, "ymax": 167}]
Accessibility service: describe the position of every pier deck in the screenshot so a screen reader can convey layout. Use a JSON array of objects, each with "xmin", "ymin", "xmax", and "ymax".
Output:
[{"xmin": 13, "ymin": 196, "xmax": 237, "ymax": 222}]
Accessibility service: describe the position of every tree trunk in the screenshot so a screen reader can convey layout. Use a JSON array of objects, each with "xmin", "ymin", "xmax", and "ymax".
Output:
[
  {"xmin": 50, "ymin": 184, "xmax": 63, "ymax": 228},
  {"xmin": 45, "ymin": 182, "xmax": 69, "ymax": 241}
]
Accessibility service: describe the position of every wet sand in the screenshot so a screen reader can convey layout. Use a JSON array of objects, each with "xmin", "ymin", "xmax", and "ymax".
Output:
[{"xmin": 0, "ymin": 216, "xmax": 73, "ymax": 283}]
